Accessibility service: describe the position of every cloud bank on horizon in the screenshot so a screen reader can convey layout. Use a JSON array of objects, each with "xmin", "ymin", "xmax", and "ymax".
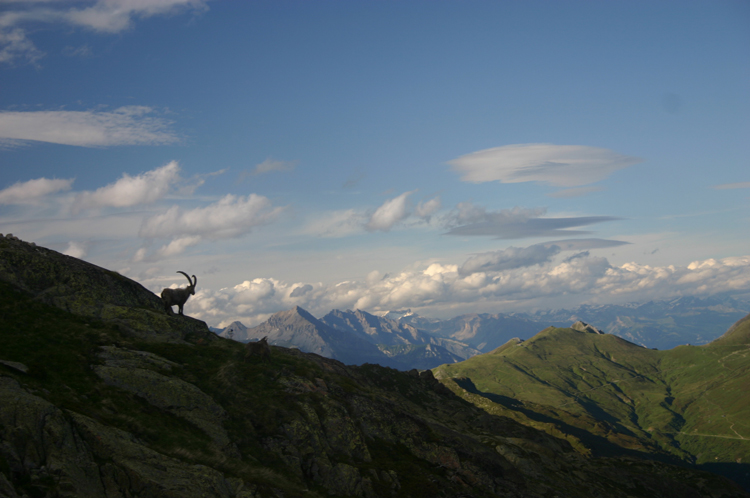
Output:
[
  {"xmin": 188, "ymin": 253, "xmax": 750, "ymax": 328},
  {"xmin": 1, "ymin": 1, "xmax": 748, "ymax": 326}
]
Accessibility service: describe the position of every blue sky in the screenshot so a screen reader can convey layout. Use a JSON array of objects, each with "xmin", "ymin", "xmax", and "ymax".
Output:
[{"xmin": 1, "ymin": 0, "xmax": 749, "ymax": 327}]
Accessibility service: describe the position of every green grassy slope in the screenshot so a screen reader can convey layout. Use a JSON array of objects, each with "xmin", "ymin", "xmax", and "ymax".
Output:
[{"xmin": 434, "ymin": 320, "xmax": 750, "ymax": 489}]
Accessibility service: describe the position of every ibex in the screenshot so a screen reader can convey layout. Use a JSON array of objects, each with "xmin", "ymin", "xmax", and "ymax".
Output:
[{"xmin": 161, "ymin": 271, "xmax": 197, "ymax": 316}]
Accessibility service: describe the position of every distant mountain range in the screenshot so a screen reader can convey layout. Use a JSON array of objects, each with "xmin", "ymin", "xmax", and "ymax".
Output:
[
  {"xmin": 217, "ymin": 307, "xmax": 477, "ymax": 370},
  {"xmin": 529, "ymin": 296, "xmax": 749, "ymax": 350},
  {"xmin": 216, "ymin": 295, "xmax": 749, "ymax": 368},
  {"xmin": 391, "ymin": 295, "xmax": 749, "ymax": 351}
]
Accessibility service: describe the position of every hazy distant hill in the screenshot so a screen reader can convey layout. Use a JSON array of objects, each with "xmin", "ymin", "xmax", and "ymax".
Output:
[
  {"xmin": 532, "ymin": 296, "xmax": 750, "ymax": 350},
  {"xmin": 398, "ymin": 311, "xmax": 547, "ymax": 352},
  {"xmin": 388, "ymin": 296, "xmax": 750, "ymax": 352},
  {"xmin": 434, "ymin": 316, "xmax": 750, "ymax": 490}
]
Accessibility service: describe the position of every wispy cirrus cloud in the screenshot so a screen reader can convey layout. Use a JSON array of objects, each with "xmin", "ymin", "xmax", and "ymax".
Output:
[
  {"xmin": 449, "ymin": 143, "xmax": 642, "ymax": 188},
  {"xmin": 713, "ymin": 182, "xmax": 750, "ymax": 190},
  {"xmin": 252, "ymin": 158, "xmax": 298, "ymax": 175},
  {"xmin": 0, "ymin": 106, "xmax": 178, "ymax": 147},
  {"xmin": 0, "ymin": 177, "xmax": 74, "ymax": 205},
  {"xmin": 0, "ymin": 0, "xmax": 208, "ymax": 65},
  {"xmin": 547, "ymin": 186, "xmax": 604, "ymax": 198},
  {"xmin": 305, "ymin": 209, "xmax": 368, "ymax": 238}
]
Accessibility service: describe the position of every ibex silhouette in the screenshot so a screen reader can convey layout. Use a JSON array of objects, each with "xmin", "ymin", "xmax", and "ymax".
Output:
[{"xmin": 161, "ymin": 271, "xmax": 197, "ymax": 316}]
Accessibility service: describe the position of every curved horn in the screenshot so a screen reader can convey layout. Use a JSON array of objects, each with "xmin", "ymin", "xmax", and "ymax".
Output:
[
  {"xmin": 177, "ymin": 271, "xmax": 192, "ymax": 285},
  {"xmin": 192, "ymin": 275, "xmax": 197, "ymax": 287}
]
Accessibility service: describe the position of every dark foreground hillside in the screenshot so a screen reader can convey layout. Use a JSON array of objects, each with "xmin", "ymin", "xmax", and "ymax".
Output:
[{"xmin": 1, "ymin": 235, "xmax": 748, "ymax": 498}]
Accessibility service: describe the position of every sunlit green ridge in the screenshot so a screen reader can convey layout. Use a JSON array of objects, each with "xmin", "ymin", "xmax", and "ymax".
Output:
[{"xmin": 434, "ymin": 318, "xmax": 750, "ymax": 488}]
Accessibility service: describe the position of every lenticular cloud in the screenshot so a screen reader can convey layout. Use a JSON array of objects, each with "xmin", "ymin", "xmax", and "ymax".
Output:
[{"xmin": 449, "ymin": 143, "xmax": 643, "ymax": 187}]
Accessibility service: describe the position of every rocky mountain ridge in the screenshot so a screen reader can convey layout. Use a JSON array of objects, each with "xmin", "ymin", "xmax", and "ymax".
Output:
[
  {"xmin": 220, "ymin": 307, "xmax": 476, "ymax": 370},
  {"xmin": 1, "ymin": 235, "xmax": 748, "ymax": 497}
]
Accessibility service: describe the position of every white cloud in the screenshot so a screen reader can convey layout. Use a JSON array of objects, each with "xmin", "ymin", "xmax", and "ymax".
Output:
[
  {"xmin": 139, "ymin": 193, "xmax": 284, "ymax": 241},
  {"xmin": 415, "ymin": 196, "xmax": 441, "ymax": 219},
  {"xmin": 0, "ymin": 27, "xmax": 43, "ymax": 65},
  {"xmin": 448, "ymin": 143, "xmax": 643, "ymax": 187},
  {"xmin": 0, "ymin": 106, "xmax": 178, "ymax": 147},
  {"xmin": 290, "ymin": 283, "xmax": 313, "ymax": 297},
  {"xmin": 186, "ymin": 251, "xmax": 750, "ymax": 328},
  {"xmin": 459, "ymin": 245, "xmax": 561, "ymax": 276},
  {"xmin": 0, "ymin": 0, "xmax": 208, "ymax": 64},
  {"xmin": 72, "ymin": 161, "xmax": 181, "ymax": 212},
  {"xmin": 64, "ymin": 0, "xmax": 208, "ymax": 33},
  {"xmin": 366, "ymin": 190, "xmax": 415, "ymax": 232},
  {"xmin": 62, "ymin": 241, "xmax": 88, "ymax": 259},
  {"xmin": 304, "ymin": 192, "xmax": 440, "ymax": 238},
  {"xmin": 0, "ymin": 177, "xmax": 73, "ymax": 204},
  {"xmin": 155, "ymin": 235, "xmax": 202, "ymax": 258}
]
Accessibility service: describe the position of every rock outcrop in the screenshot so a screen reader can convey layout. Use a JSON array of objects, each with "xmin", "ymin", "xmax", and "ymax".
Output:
[{"xmin": 0, "ymin": 234, "xmax": 211, "ymax": 342}]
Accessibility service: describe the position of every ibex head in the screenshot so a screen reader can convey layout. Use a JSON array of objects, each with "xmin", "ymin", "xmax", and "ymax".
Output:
[{"xmin": 177, "ymin": 271, "xmax": 197, "ymax": 294}]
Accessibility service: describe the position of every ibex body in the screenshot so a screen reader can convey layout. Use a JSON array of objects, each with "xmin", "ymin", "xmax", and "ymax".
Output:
[{"xmin": 161, "ymin": 271, "xmax": 197, "ymax": 316}]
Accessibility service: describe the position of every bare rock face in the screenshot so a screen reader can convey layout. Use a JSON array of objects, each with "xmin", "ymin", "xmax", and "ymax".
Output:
[
  {"xmin": 0, "ymin": 377, "xmax": 106, "ymax": 497},
  {"xmin": 570, "ymin": 320, "xmax": 603, "ymax": 334},
  {"xmin": 93, "ymin": 346, "xmax": 235, "ymax": 451},
  {"xmin": 0, "ymin": 376, "xmax": 250, "ymax": 498}
]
